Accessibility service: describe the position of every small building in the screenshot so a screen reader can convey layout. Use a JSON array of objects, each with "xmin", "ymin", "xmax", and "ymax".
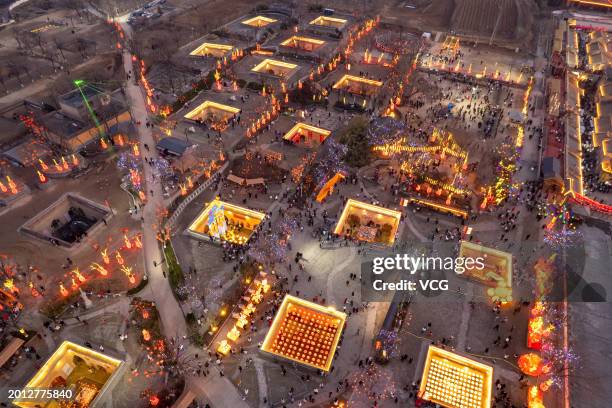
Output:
[
  {"xmin": 40, "ymin": 85, "xmax": 131, "ymax": 152},
  {"xmin": 14, "ymin": 340, "xmax": 126, "ymax": 408},
  {"xmin": 156, "ymin": 137, "xmax": 193, "ymax": 157}
]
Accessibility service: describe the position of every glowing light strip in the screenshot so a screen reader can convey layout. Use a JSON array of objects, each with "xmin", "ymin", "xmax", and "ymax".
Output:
[
  {"xmin": 190, "ymin": 42, "xmax": 234, "ymax": 56},
  {"xmin": 184, "ymin": 100, "xmax": 241, "ymax": 120},
  {"xmin": 280, "ymin": 36, "xmax": 326, "ymax": 47},
  {"xmin": 242, "ymin": 16, "xmax": 277, "ymax": 27},
  {"xmin": 261, "ymin": 295, "xmax": 346, "ymax": 372},
  {"xmin": 570, "ymin": 0, "xmax": 612, "ymax": 7},
  {"xmin": 251, "ymin": 59, "xmax": 299, "ymax": 74},
  {"xmin": 309, "ymin": 16, "xmax": 348, "ymax": 27},
  {"xmin": 332, "ymin": 74, "xmax": 383, "ymax": 90},
  {"xmin": 407, "ymin": 197, "xmax": 468, "ymax": 218}
]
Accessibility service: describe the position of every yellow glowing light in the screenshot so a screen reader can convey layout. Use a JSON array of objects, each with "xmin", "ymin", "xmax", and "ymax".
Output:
[
  {"xmin": 283, "ymin": 122, "xmax": 331, "ymax": 144},
  {"xmin": 407, "ymin": 198, "xmax": 468, "ymax": 218},
  {"xmin": 188, "ymin": 198, "xmax": 265, "ymax": 245},
  {"xmin": 309, "ymin": 16, "xmax": 348, "ymax": 29},
  {"xmin": 242, "ymin": 16, "xmax": 277, "ymax": 27},
  {"xmin": 251, "ymin": 59, "xmax": 299, "ymax": 78},
  {"xmin": 184, "ymin": 100, "xmax": 241, "ymax": 121},
  {"xmin": 217, "ymin": 340, "xmax": 231, "ymax": 355},
  {"xmin": 15, "ymin": 341, "xmax": 123, "ymax": 408},
  {"xmin": 190, "ymin": 42, "xmax": 234, "ymax": 57},
  {"xmin": 419, "ymin": 345, "xmax": 493, "ymax": 408},
  {"xmin": 280, "ymin": 36, "xmax": 326, "ymax": 51},
  {"xmin": 261, "ymin": 295, "xmax": 346, "ymax": 372},
  {"xmin": 332, "ymin": 75, "xmax": 383, "ymax": 95}
]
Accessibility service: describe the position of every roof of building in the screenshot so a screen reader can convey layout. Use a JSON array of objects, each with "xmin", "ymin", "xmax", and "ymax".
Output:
[
  {"xmin": 39, "ymin": 111, "xmax": 89, "ymax": 138},
  {"xmin": 156, "ymin": 136, "xmax": 192, "ymax": 156},
  {"xmin": 58, "ymin": 84, "xmax": 104, "ymax": 109}
]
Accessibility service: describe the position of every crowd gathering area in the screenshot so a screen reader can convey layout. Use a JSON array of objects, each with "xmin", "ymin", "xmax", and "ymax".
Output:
[{"xmin": 1, "ymin": 1, "xmax": 607, "ymax": 408}]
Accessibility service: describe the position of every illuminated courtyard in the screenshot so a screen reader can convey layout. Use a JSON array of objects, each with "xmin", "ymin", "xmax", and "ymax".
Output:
[
  {"xmin": 15, "ymin": 341, "xmax": 125, "ymax": 408},
  {"xmin": 0, "ymin": 2, "xmax": 610, "ymax": 408},
  {"xmin": 187, "ymin": 198, "xmax": 266, "ymax": 245},
  {"xmin": 333, "ymin": 199, "xmax": 402, "ymax": 245},
  {"xmin": 261, "ymin": 295, "xmax": 346, "ymax": 372},
  {"xmin": 332, "ymin": 74, "xmax": 383, "ymax": 96},
  {"xmin": 251, "ymin": 58, "xmax": 300, "ymax": 79}
]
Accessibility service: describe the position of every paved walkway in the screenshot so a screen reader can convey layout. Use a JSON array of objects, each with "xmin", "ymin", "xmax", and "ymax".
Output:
[{"xmin": 119, "ymin": 22, "xmax": 186, "ymax": 340}]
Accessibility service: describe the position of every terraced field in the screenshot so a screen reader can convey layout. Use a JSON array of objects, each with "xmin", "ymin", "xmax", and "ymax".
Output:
[{"xmin": 450, "ymin": 0, "xmax": 534, "ymax": 42}]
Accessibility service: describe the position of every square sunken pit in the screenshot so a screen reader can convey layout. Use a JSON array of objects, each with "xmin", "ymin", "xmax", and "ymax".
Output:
[
  {"xmin": 19, "ymin": 193, "xmax": 112, "ymax": 248},
  {"xmin": 251, "ymin": 58, "xmax": 299, "ymax": 80},
  {"xmin": 187, "ymin": 198, "xmax": 265, "ymax": 245},
  {"xmin": 332, "ymin": 74, "xmax": 383, "ymax": 96},
  {"xmin": 261, "ymin": 295, "xmax": 346, "ymax": 372},
  {"xmin": 242, "ymin": 15, "xmax": 277, "ymax": 28},
  {"xmin": 184, "ymin": 100, "xmax": 241, "ymax": 131},
  {"xmin": 280, "ymin": 36, "xmax": 326, "ymax": 52},
  {"xmin": 190, "ymin": 42, "xmax": 234, "ymax": 58},
  {"xmin": 283, "ymin": 123, "xmax": 331, "ymax": 148}
]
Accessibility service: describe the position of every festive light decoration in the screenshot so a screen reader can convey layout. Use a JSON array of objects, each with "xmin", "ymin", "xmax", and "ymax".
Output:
[
  {"xmin": 261, "ymin": 295, "xmax": 346, "ymax": 372},
  {"xmin": 121, "ymin": 265, "xmax": 136, "ymax": 284},
  {"xmin": 142, "ymin": 329, "xmax": 151, "ymax": 342},
  {"xmin": 281, "ymin": 36, "xmax": 326, "ymax": 51},
  {"xmin": 37, "ymin": 170, "xmax": 47, "ymax": 183},
  {"xmin": 101, "ymin": 249, "xmax": 110, "ymax": 265},
  {"xmin": 116, "ymin": 251, "xmax": 124, "ymax": 266},
  {"xmin": 527, "ymin": 385, "xmax": 545, "ymax": 408},
  {"xmin": 188, "ymin": 198, "xmax": 266, "ymax": 245},
  {"xmin": 459, "ymin": 241, "xmax": 513, "ymax": 302},
  {"xmin": 72, "ymin": 268, "xmax": 86, "ymax": 284},
  {"xmin": 91, "ymin": 262, "xmax": 108, "ymax": 277},
  {"xmin": 6, "ymin": 176, "xmax": 18, "ymax": 194},
  {"xmin": 518, "ymin": 353, "xmax": 547, "ymax": 376},
  {"xmin": 419, "ymin": 346, "xmax": 493, "ymax": 408}
]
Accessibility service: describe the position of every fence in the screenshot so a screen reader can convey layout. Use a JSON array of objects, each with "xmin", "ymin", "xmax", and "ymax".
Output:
[{"xmin": 166, "ymin": 161, "xmax": 229, "ymax": 228}]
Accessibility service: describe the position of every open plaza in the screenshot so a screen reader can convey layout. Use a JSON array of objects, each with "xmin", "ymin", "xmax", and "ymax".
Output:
[{"xmin": 0, "ymin": 0, "xmax": 611, "ymax": 408}]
